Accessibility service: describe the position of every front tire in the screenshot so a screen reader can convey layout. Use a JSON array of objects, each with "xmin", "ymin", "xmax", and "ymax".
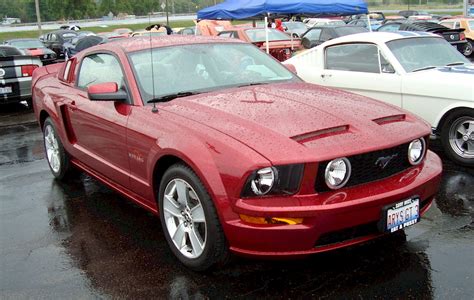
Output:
[
  {"xmin": 440, "ymin": 109, "xmax": 474, "ymax": 167},
  {"xmin": 158, "ymin": 164, "xmax": 229, "ymax": 271},
  {"xmin": 43, "ymin": 117, "xmax": 76, "ymax": 180}
]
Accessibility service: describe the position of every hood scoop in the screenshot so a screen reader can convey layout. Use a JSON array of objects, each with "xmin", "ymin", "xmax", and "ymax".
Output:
[
  {"xmin": 373, "ymin": 114, "xmax": 405, "ymax": 125},
  {"xmin": 291, "ymin": 125, "xmax": 349, "ymax": 144}
]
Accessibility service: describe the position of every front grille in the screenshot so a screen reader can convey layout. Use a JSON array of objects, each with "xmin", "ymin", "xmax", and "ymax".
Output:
[{"xmin": 315, "ymin": 142, "xmax": 411, "ymax": 192}]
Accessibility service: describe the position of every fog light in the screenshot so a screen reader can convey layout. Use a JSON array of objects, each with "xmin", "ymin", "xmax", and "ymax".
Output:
[{"xmin": 240, "ymin": 214, "xmax": 303, "ymax": 225}]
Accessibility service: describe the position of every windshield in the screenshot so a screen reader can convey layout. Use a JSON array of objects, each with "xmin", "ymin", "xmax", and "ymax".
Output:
[
  {"xmin": 387, "ymin": 37, "xmax": 470, "ymax": 72},
  {"xmin": 334, "ymin": 27, "xmax": 368, "ymax": 36},
  {"xmin": 284, "ymin": 22, "xmax": 306, "ymax": 30},
  {"xmin": 245, "ymin": 29, "xmax": 291, "ymax": 42},
  {"xmin": 9, "ymin": 40, "xmax": 44, "ymax": 49},
  {"xmin": 469, "ymin": 20, "xmax": 474, "ymax": 29},
  {"xmin": 129, "ymin": 43, "xmax": 298, "ymax": 103}
]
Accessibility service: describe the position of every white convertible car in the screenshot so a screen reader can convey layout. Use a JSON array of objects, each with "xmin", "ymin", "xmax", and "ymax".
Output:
[{"xmin": 286, "ymin": 32, "xmax": 474, "ymax": 167}]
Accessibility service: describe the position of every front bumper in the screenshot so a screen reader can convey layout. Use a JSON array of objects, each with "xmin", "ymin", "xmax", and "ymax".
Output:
[{"xmin": 222, "ymin": 151, "xmax": 442, "ymax": 257}]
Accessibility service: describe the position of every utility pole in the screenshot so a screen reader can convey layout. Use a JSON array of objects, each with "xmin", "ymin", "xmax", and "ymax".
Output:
[
  {"xmin": 35, "ymin": 0, "xmax": 42, "ymax": 34},
  {"xmin": 166, "ymin": 0, "xmax": 169, "ymax": 26}
]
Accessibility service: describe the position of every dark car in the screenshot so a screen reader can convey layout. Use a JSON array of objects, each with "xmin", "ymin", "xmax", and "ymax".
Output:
[
  {"xmin": 3, "ymin": 38, "xmax": 57, "ymax": 64},
  {"xmin": 378, "ymin": 21, "xmax": 470, "ymax": 57},
  {"xmin": 300, "ymin": 25, "xmax": 368, "ymax": 49},
  {"xmin": 398, "ymin": 10, "xmax": 430, "ymax": 18},
  {"xmin": 0, "ymin": 45, "xmax": 42, "ymax": 106},
  {"xmin": 42, "ymin": 30, "xmax": 79, "ymax": 59}
]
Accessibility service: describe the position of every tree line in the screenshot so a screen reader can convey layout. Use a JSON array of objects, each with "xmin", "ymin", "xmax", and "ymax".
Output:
[{"xmin": 0, "ymin": 0, "xmax": 224, "ymax": 23}]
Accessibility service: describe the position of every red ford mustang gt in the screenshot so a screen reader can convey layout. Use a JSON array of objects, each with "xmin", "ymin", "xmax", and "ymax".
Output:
[{"xmin": 32, "ymin": 36, "xmax": 442, "ymax": 271}]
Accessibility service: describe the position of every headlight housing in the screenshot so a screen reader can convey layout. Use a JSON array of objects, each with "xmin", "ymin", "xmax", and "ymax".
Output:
[
  {"xmin": 324, "ymin": 157, "xmax": 351, "ymax": 190},
  {"xmin": 408, "ymin": 138, "xmax": 426, "ymax": 165},
  {"xmin": 241, "ymin": 164, "xmax": 304, "ymax": 197}
]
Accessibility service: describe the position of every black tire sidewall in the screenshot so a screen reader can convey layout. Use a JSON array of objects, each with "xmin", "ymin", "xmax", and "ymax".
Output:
[
  {"xmin": 440, "ymin": 109, "xmax": 474, "ymax": 167},
  {"xmin": 158, "ymin": 164, "xmax": 226, "ymax": 271},
  {"xmin": 42, "ymin": 118, "xmax": 70, "ymax": 179}
]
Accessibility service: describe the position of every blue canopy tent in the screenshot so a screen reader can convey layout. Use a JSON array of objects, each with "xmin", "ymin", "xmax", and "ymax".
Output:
[
  {"xmin": 197, "ymin": 0, "xmax": 369, "ymax": 20},
  {"xmin": 197, "ymin": 0, "xmax": 369, "ymax": 53}
]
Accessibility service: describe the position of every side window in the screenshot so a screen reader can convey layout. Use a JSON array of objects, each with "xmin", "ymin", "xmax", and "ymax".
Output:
[
  {"xmin": 320, "ymin": 29, "xmax": 332, "ymax": 41},
  {"xmin": 379, "ymin": 51, "xmax": 395, "ymax": 73},
  {"xmin": 77, "ymin": 53, "xmax": 124, "ymax": 89},
  {"xmin": 305, "ymin": 28, "xmax": 322, "ymax": 41},
  {"xmin": 325, "ymin": 43, "xmax": 380, "ymax": 73},
  {"xmin": 50, "ymin": 34, "xmax": 57, "ymax": 42},
  {"xmin": 218, "ymin": 31, "xmax": 233, "ymax": 38},
  {"xmin": 454, "ymin": 22, "xmax": 460, "ymax": 29},
  {"xmin": 441, "ymin": 21, "xmax": 454, "ymax": 29}
]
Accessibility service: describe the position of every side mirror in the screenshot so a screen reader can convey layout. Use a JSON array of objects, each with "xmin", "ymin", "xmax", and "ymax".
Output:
[
  {"xmin": 87, "ymin": 82, "xmax": 128, "ymax": 102},
  {"xmin": 285, "ymin": 63, "xmax": 298, "ymax": 75}
]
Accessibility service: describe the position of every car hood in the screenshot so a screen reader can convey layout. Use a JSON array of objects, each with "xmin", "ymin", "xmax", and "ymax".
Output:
[
  {"xmin": 162, "ymin": 82, "xmax": 430, "ymax": 163},
  {"xmin": 403, "ymin": 65, "xmax": 474, "ymax": 102}
]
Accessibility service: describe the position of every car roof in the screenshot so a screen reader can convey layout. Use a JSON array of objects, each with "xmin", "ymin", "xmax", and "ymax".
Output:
[
  {"xmin": 323, "ymin": 31, "xmax": 440, "ymax": 45},
  {"xmin": 90, "ymin": 35, "xmax": 246, "ymax": 53}
]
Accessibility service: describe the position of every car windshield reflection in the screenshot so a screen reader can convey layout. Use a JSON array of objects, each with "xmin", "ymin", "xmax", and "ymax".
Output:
[{"xmin": 129, "ymin": 43, "xmax": 297, "ymax": 104}]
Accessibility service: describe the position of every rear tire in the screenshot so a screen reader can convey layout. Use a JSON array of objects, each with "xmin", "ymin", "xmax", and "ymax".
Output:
[
  {"xmin": 42, "ymin": 117, "xmax": 77, "ymax": 180},
  {"xmin": 440, "ymin": 109, "xmax": 474, "ymax": 167},
  {"xmin": 463, "ymin": 40, "xmax": 473, "ymax": 57},
  {"xmin": 158, "ymin": 163, "xmax": 229, "ymax": 271}
]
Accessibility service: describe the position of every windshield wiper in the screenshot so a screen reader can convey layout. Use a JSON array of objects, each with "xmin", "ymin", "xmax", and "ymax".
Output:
[
  {"xmin": 147, "ymin": 91, "xmax": 201, "ymax": 103},
  {"xmin": 445, "ymin": 62, "xmax": 465, "ymax": 66},
  {"xmin": 412, "ymin": 66, "xmax": 437, "ymax": 72},
  {"xmin": 237, "ymin": 82, "xmax": 268, "ymax": 88}
]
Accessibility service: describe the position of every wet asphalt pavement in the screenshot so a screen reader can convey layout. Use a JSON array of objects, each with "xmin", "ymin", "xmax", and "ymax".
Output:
[{"xmin": 0, "ymin": 104, "xmax": 473, "ymax": 299}]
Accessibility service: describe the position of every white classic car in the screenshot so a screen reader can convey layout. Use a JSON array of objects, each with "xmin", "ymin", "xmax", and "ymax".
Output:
[{"xmin": 286, "ymin": 32, "xmax": 474, "ymax": 167}]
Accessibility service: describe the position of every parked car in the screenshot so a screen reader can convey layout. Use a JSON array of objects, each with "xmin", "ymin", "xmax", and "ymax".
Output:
[
  {"xmin": 282, "ymin": 21, "xmax": 307, "ymax": 37},
  {"xmin": 42, "ymin": 30, "xmax": 79, "ymax": 59},
  {"xmin": 217, "ymin": 28, "xmax": 301, "ymax": 61},
  {"xmin": 177, "ymin": 27, "xmax": 196, "ymax": 35},
  {"xmin": 439, "ymin": 18, "xmax": 474, "ymax": 56},
  {"xmin": 304, "ymin": 18, "xmax": 346, "ymax": 28},
  {"xmin": 346, "ymin": 12, "xmax": 386, "ymax": 23},
  {"xmin": 378, "ymin": 22, "xmax": 471, "ymax": 57},
  {"xmin": 3, "ymin": 38, "xmax": 56, "ymax": 64},
  {"xmin": 0, "ymin": 45, "xmax": 42, "ymax": 106},
  {"xmin": 300, "ymin": 25, "xmax": 368, "ymax": 49},
  {"xmin": 32, "ymin": 36, "xmax": 442, "ymax": 270},
  {"xmin": 113, "ymin": 28, "xmax": 133, "ymax": 37},
  {"xmin": 348, "ymin": 18, "xmax": 382, "ymax": 31},
  {"xmin": 286, "ymin": 32, "xmax": 473, "ymax": 166},
  {"xmin": 398, "ymin": 10, "xmax": 430, "ymax": 18},
  {"xmin": 59, "ymin": 24, "xmax": 81, "ymax": 31}
]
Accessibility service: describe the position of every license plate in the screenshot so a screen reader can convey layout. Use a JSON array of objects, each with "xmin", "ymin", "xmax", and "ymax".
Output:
[
  {"xmin": 382, "ymin": 198, "xmax": 420, "ymax": 233},
  {"xmin": 0, "ymin": 86, "xmax": 12, "ymax": 94}
]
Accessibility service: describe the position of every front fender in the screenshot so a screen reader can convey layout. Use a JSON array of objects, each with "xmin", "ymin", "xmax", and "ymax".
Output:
[{"xmin": 432, "ymin": 101, "xmax": 474, "ymax": 130}]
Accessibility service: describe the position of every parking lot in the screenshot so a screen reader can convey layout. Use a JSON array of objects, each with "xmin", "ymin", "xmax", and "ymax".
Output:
[{"xmin": 0, "ymin": 104, "xmax": 472, "ymax": 299}]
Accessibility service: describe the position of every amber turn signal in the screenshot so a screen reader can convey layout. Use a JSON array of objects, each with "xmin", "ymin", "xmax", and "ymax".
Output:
[{"xmin": 240, "ymin": 214, "xmax": 303, "ymax": 225}]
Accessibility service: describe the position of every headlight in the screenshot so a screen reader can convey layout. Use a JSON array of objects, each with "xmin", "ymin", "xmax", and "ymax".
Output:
[
  {"xmin": 242, "ymin": 164, "xmax": 304, "ymax": 197},
  {"xmin": 325, "ymin": 157, "xmax": 351, "ymax": 190},
  {"xmin": 408, "ymin": 138, "xmax": 426, "ymax": 165},
  {"xmin": 250, "ymin": 167, "xmax": 275, "ymax": 196}
]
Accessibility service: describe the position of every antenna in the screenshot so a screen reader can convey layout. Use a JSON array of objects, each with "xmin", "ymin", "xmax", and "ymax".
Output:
[{"xmin": 149, "ymin": 10, "xmax": 158, "ymax": 113}]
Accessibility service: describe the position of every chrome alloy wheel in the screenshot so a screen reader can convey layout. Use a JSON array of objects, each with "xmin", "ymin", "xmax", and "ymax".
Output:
[
  {"xmin": 44, "ymin": 124, "xmax": 61, "ymax": 173},
  {"xmin": 449, "ymin": 118, "xmax": 474, "ymax": 159},
  {"xmin": 163, "ymin": 179, "xmax": 207, "ymax": 259}
]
